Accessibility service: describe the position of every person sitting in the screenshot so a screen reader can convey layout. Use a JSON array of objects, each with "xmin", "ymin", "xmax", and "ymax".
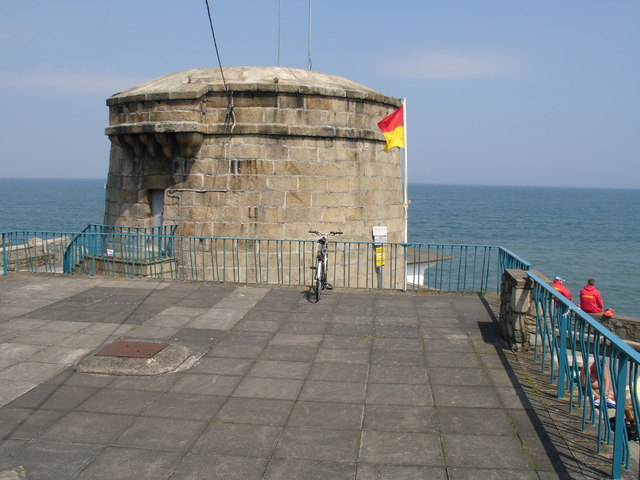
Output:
[
  {"xmin": 580, "ymin": 278, "xmax": 603, "ymax": 314},
  {"xmin": 580, "ymin": 360, "xmax": 616, "ymax": 409},
  {"xmin": 552, "ymin": 276, "xmax": 572, "ymax": 300}
]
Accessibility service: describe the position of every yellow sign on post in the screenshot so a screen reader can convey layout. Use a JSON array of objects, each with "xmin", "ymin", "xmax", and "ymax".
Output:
[{"xmin": 375, "ymin": 246, "xmax": 385, "ymax": 267}]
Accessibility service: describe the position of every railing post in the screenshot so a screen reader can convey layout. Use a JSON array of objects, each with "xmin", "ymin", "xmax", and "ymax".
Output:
[
  {"xmin": 556, "ymin": 306, "xmax": 568, "ymax": 399},
  {"xmin": 611, "ymin": 356, "xmax": 629, "ymax": 479},
  {"xmin": 402, "ymin": 244, "xmax": 407, "ymax": 292},
  {"xmin": 91, "ymin": 233, "xmax": 96, "ymax": 276},
  {"xmin": 498, "ymin": 248, "xmax": 505, "ymax": 293},
  {"xmin": 2, "ymin": 233, "xmax": 7, "ymax": 276}
]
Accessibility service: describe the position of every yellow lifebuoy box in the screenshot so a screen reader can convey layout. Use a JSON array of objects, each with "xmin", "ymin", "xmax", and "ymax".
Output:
[{"xmin": 375, "ymin": 247, "xmax": 385, "ymax": 267}]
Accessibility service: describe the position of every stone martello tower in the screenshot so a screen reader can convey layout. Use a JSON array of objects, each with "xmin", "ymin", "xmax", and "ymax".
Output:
[{"xmin": 103, "ymin": 67, "xmax": 404, "ymax": 244}]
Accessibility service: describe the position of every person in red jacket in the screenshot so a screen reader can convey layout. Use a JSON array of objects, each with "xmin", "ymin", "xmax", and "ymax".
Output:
[
  {"xmin": 580, "ymin": 279, "xmax": 604, "ymax": 313},
  {"xmin": 552, "ymin": 276, "xmax": 572, "ymax": 300}
]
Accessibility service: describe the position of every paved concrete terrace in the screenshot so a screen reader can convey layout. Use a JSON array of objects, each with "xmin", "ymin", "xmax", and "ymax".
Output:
[{"xmin": 0, "ymin": 274, "xmax": 634, "ymax": 480}]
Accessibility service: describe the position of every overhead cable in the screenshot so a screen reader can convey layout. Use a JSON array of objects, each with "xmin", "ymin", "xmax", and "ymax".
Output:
[
  {"xmin": 204, "ymin": 0, "xmax": 228, "ymax": 91},
  {"xmin": 203, "ymin": 0, "xmax": 235, "ymax": 130}
]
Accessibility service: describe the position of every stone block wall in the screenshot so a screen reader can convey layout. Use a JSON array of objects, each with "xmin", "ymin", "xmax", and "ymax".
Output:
[
  {"xmin": 599, "ymin": 315, "xmax": 640, "ymax": 346},
  {"xmin": 499, "ymin": 268, "xmax": 539, "ymax": 350},
  {"xmin": 151, "ymin": 134, "xmax": 403, "ymax": 241}
]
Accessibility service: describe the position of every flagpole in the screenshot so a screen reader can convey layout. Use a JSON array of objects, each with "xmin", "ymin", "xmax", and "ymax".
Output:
[
  {"xmin": 402, "ymin": 98, "xmax": 408, "ymax": 292},
  {"xmin": 402, "ymin": 98, "xmax": 408, "ymax": 244}
]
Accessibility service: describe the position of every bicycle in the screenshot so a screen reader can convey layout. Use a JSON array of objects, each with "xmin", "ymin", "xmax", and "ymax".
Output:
[{"xmin": 309, "ymin": 230, "xmax": 342, "ymax": 302}]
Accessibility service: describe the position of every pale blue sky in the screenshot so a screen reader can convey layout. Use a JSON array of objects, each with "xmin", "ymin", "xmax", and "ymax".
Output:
[{"xmin": 1, "ymin": 1, "xmax": 638, "ymax": 188}]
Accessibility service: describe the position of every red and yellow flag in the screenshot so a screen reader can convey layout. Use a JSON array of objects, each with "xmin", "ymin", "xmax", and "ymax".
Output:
[{"xmin": 377, "ymin": 106, "xmax": 405, "ymax": 152}]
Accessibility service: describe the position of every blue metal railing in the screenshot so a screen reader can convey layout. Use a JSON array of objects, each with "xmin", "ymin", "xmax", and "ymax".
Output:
[
  {"xmin": 498, "ymin": 245, "xmax": 531, "ymax": 271},
  {"xmin": 528, "ymin": 270, "xmax": 640, "ymax": 479},
  {"xmin": 62, "ymin": 224, "xmax": 95, "ymax": 274},
  {"xmin": 62, "ymin": 224, "xmax": 176, "ymax": 276},
  {"xmin": 1, "ymin": 230, "xmax": 73, "ymax": 275},
  {"xmin": 152, "ymin": 238, "xmax": 526, "ymax": 293},
  {"xmin": 1, "ymin": 226, "xmax": 176, "ymax": 278},
  {"xmin": 2, "ymin": 230, "xmax": 525, "ymax": 294},
  {"xmin": 404, "ymin": 244, "xmax": 530, "ymax": 293}
]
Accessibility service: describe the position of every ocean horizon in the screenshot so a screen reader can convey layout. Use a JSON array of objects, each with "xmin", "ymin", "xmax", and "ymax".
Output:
[{"xmin": 1, "ymin": 178, "xmax": 638, "ymax": 317}]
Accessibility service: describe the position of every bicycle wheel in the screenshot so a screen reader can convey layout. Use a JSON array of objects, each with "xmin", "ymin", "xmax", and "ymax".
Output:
[
  {"xmin": 321, "ymin": 262, "xmax": 328, "ymax": 287},
  {"xmin": 314, "ymin": 261, "xmax": 323, "ymax": 302},
  {"xmin": 315, "ymin": 277, "xmax": 321, "ymax": 302}
]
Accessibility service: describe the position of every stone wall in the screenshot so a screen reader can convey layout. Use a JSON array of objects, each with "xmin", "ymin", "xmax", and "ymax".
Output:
[
  {"xmin": 599, "ymin": 315, "xmax": 640, "ymax": 346},
  {"xmin": 499, "ymin": 269, "xmax": 538, "ymax": 350}
]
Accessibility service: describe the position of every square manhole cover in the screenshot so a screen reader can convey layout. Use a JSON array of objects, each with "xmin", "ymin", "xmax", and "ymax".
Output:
[{"xmin": 95, "ymin": 341, "xmax": 169, "ymax": 359}]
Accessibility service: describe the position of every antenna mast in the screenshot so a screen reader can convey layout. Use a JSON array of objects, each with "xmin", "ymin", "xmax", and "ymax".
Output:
[
  {"xmin": 277, "ymin": 0, "xmax": 281, "ymax": 66},
  {"xmin": 307, "ymin": 0, "xmax": 312, "ymax": 70}
]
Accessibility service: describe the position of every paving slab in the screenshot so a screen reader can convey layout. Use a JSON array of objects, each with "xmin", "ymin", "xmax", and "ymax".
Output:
[
  {"xmin": 169, "ymin": 453, "xmax": 268, "ymax": 480},
  {"xmin": 360, "ymin": 430, "xmax": 443, "ymax": 465},
  {"xmin": 274, "ymin": 426, "xmax": 360, "ymax": 462},
  {"xmin": 265, "ymin": 459, "xmax": 355, "ymax": 480},
  {"xmin": 0, "ymin": 274, "xmax": 637, "ymax": 479},
  {"xmin": 217, "ymin": 397, "xmax": 293, "ymax": 426},
  {"xmin": 192, "ymin": 422, "xmax": 282, "ymax": 458}
]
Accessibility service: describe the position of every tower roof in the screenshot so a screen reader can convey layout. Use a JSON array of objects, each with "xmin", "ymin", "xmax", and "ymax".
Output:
[{"xmin": 107, "ymin": 66, "xmax": 398, "ymax": 106}]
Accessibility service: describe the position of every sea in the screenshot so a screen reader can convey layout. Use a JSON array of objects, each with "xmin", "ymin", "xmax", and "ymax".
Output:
[{"xmin": 1, "ymin": 178, "xmax": 638, "ymax": 317}]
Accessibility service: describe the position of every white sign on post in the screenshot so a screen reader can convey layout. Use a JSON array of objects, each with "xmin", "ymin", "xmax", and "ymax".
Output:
[{"xmin": 372, "ymin": 226, "xmax": 388, "ymax": 244}]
